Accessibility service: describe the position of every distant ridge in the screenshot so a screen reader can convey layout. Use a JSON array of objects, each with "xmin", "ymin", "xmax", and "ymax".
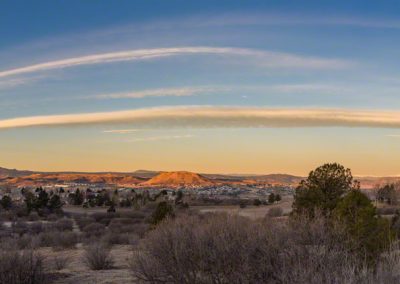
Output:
[
  {"xmin": 1, "ymin": 166, "xmax": 400, "ymax": 188},
  {"xmin": 142, "ymin": 171, "xmax": 213, "ymax": 186}
]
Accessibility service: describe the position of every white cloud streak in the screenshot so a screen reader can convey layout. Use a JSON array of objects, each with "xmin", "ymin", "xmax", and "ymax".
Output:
[
  {"xmin": 2, "ymin": 106, "xmax": 400, "ymax": 130},
  {"xmin": 94, "ymin": 86, "xmax": 222, "ymax": 99},
  {"xmin": 129, "ymin": 134, "xmax": 194, "ymax": 142},
  {"xmin": 103, "ymin": 129, "xmax": 142, "ymax": 134},
  {"xmin": 0, "ymin": 46, "xmax": 351, "ymax": 80}
]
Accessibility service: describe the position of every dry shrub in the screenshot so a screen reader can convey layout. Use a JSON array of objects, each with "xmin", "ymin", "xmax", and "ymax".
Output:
[
  {"xmin": 75, "ymin": 217, "xmax": 96, "ymax": 230},
  {"xmin": 267, "ymin": 207, "xmax": 284, "ymax": 217},
  {"xmin": 17, "ymin": 234, "xmax": 40, "ymax": 249},
  {"xmin": 46, "ymin": 214, "xmax": 59, "ymax": 222},
  {"xmin": 83, "ymin": 242, "xmax": 114, "ymax": 270},
  {"xmin": 130, "ymin": 213, "xmax": 379, "ymax": 284},
  {"xmin": 0, "ymin": 250, "xmax": 46, "ymax": 284},
  {"xmin": 38, "ymin": 231, "xmax": 78, "ymax": 249},
  {"xmin": 53, "ymin": 219, "xmax": 73, "ymax": 231},
  {"xmin": 102, "ymin": 232, "xmax": 139, "ymax": 246},
  {"xmin": 82, "ymin": 222, "xmax": 105, "ymax": 238},
  {"xmin": 120, "ymin": 211, "xmax": 147, "ymax": 219},
  {"xmin": 51, "ymin": 254, "xmax": 70, "ymax": 271},
  {"xmin": 28, "ymin": 212, "xmax": 40, "ymax": 221},
  {"xmin": 377, "ymin": 207, "xmax": 398, "ymax": 216}
]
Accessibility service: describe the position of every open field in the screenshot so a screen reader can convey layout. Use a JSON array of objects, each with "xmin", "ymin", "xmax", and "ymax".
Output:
[
  {"xmin": 195, "ymin": 196, "xmax": 293, "ymax": 219},
  {"xmin": 43, "ymin": 245, "xmax": 134, "ymax": 284}
]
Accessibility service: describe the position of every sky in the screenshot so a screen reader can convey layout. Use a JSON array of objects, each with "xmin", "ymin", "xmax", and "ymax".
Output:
[{"xmin": 1, "ymin": 0, "xmax": 400, "ymax": 175}]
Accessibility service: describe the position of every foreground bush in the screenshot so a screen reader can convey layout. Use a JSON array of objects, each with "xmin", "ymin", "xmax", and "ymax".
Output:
[
  {"xmin": 267, "ymin": 207, "xmax": 283, "ymax": 217},
  {"xmin": 0, "ymin": 250, "xmax": 46, "ymax": 284},
  {"xmin": 83, "ymin": 243, "xmax": 114, "ymax": 270},
  {"xmin": 131, "ymin": 214, "xmax": 376, "ymax": 284}
]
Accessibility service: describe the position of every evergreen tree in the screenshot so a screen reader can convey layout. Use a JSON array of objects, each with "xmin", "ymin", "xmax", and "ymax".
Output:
[
  {"xmin": 0, "ymin": 195, "xmax": 12, "ymax": 210},
  {"xmin": 292, "ymin": 163, "xmax": 359, "ymax": 217},
  {"xmin": 151, "ymin": 202, "xmax": 174, "ymax": 225},
  {"xmin": 48, "ymin": 194, "xmax": 62, "ymax": 211},
  {"xmin": 268, "ymin": 193, "xmax": 276, "ymax": 204}
]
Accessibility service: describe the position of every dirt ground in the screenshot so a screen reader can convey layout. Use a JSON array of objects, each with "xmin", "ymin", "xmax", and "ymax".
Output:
[
  {"xmin": 41, "ymin": 245, "xmax": 135, "ymax": 284},
  {"xmin": 194, "ymin": 195, "xmax": 293, "ymax": 219}
]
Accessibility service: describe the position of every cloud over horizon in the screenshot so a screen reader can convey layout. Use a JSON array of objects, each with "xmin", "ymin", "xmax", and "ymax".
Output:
[
  {"xmin": 1, "ymin": 106, "xmax": 400, "ymax": 130},
  {"xmin": 0, "ymin": 46, "xmax": 351, "ymax": 81}
]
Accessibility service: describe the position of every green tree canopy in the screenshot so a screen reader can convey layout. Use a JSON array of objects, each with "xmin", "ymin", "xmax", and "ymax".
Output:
[
  {"xmin": 292, "ymin": 163, "xmax": 359, "ymax": 217},
  {"xmin": 334, "ymin": 190, "xmax": 394, "ymax": 263},
  {"xmin": 0, "ymin": 195, "xmax": 12, "ymax": 210},
  {"xmin": 151, "ymin": 202, "xmax": 174, "ymax": 225}
]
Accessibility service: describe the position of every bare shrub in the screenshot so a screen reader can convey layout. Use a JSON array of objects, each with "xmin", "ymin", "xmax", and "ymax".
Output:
[
  {"xmin": 0, "ymin": 250, "xmax": 46, "ymax": 284},
  {"xmin": 52, "ymin": 219, "xmax": 73, "ymax": 231},
  {"xmin": 29, "ymin": 222, "xmax": 44, "ymax": 234},
  {"xmin": 51, "ymin": 254, "xmax": 70, "ymax": 271},
  {"xmin": 53, "ymin": 231, "xmax": 78, "ymax": 250},
  {"xmin": 17, "ymin": 234, "xmax": 40, "ymax": 249},
  {"xmin": 75, "ymin": 217, "xmax": 96, "ymax": 230},
  {"xmin": 267, "ymin": 207, "xmax": 284, "ymax": 217},
  {"xmin": 12, "ymin": 220, "xmax": 29, "ymax": 236},
  {"xmin": 28, "ymin": 212, "xmax": 40, "ymax": 221},
  {"xmin": 82, "ymin": 222, "xmax": 105, "ymax": 238},
  {"xmin": 38, "ymin": 231, "xmax": 78, "ymax": 249},
  {"xmin": 130, "ymin": 213, "xmax": 369, "ymax": 284},
  {"xmin": 377, "ymin": 207, "xmax": 398, "ymax": 216},
  {"xmin": 46, "ymin": 214, "xmax": 59, "ymax": 222},
  {"xmin": 83, "ymin": 243, "xmax": 114, "ymax": 270},
  {"xmin": 120, "ymin": 211, "xmax": 146, "ymax": 219},
  {"xmin": 102, "ymin": 231, "xmax": 140, "ymax": 246}
]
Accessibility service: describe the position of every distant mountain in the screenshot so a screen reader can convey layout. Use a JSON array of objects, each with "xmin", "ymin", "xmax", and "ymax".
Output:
[
  {"xmin": 3, "ymin": 173, "xmax": 144, "ymax": 187},
  {"xmin": 132, "ymin": 170, "xmax": 160, "ymax": 179},
  {"xmin": 2, "ymin": 166, "xmax": 400, "ymax": 189},
  {"xmin": 0, "ymin": 167, "xmax": 33, "ymax": 178},
  {"xmin": 245, "ymin": 174, "xmax": 303, "ymax": 185},
  {"xmin": 142, "ymin": 171, "xmax": 213, "ymax": 186}
]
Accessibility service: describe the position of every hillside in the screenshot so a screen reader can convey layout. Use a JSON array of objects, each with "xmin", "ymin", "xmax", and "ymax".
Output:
[
  {"xmin": 1, "ymin": 173, "xmax": 143, "ymax": 187},
  {"xmin": 142, "ymin": 171, "xmax": 213, "ymax": 186}
]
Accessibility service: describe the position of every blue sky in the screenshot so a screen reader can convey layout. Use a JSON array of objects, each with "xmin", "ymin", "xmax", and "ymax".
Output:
[{"xmin": 1, "ymin": 1, "xmax": 400, "ymax": 175}]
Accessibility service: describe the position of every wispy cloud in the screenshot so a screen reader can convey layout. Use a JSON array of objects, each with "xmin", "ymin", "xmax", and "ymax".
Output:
[
  {"xmin": 94, "ymin": 86, "xmax": 222, "ymax": 99},
  {"xmin": 103, "ymin": 129, "xmax": 142, "ymax": 134},
  {"xmin": 0, "ymin": 46, "xmax": 352, "ymax": 80},
  {"xmin": 2, "ymin": 106, "xmax": 400, "ymax": 130},
  {"xmin": 196, "ymin": 13, "xmax": 400, "ymax": 30},
  {"xmin": 0, "ymin": 76, "xmax": 42, "ymax": 90},
  {"xmin": 129, "ymin": 134, "xmax": 194, "ymax": 142}
]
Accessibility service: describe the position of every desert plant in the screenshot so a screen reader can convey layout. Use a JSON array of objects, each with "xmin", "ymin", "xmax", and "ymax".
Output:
[
  {"xmin": 150, "ymin": 202, "xmax": 174, "ymax": 225},
  {"xmin": 82, "ymin": 222, "xmax": 106, "ymax": 238},
  {"xmin": 130, "ymin": 213, "xmax": 366, "ymax": 284},
  {"xmin": 0, "ymin": 250, "xmax": 46, "ymax": 284},
  {"xmin": 51, "ymin": 254, "xmax": 70, "ymax": 271},
  {"xmin": 53, "ymin": 219, "xmax": 73, "ymax": 231},
  {"xmin": 83, "ymin": 242, "xmax": 114, "ymax": 270},
  {"xmin": 267, "ymin": 207, "xmax": 283, "ymax": 217}
]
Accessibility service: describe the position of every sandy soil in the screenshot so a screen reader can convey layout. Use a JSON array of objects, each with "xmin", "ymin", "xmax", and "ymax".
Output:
[{"xmin": 40, "ymin": 245, "xmax": 136, "ymax": 284}]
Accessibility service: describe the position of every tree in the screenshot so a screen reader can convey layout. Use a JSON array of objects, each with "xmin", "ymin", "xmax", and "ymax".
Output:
[
  {"xmin": 48, "ymin": 194, "xmax": 62, "ymax": 211},
  {"xmin": 24, "ymin": 191, "xmax": 37, "ymax": 213},
  {"xmin": 151, "ymin": 202, "xmax": 174, "ymax": 225},
  {"xmin": 71, "ymin": 189, "xmax": 84, "ymax": 205},
  {"xmin": 292, "ymin": 163, "xmax": 359, "ymax": 217},
  {"xmin": 334, "ymin": 190, "xmax": 394, "ymax": 263},
  {"xmin": 0, "ymin": 195, "xmax": 12, "ymax": 210},
  {"xmin": 268, "ymin": 193, "xmax": 275, "ymax": 204},
  {"xmin": 36, "ymin": 189, "xmax": 49, "ymax": 209},
  {"xmin": 376, "ymin": 184, "xmax": 397, "ymax": 205},
  {"xmin": 253, "ymin": 199, "xmax": 262, "ymax": 206}
]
